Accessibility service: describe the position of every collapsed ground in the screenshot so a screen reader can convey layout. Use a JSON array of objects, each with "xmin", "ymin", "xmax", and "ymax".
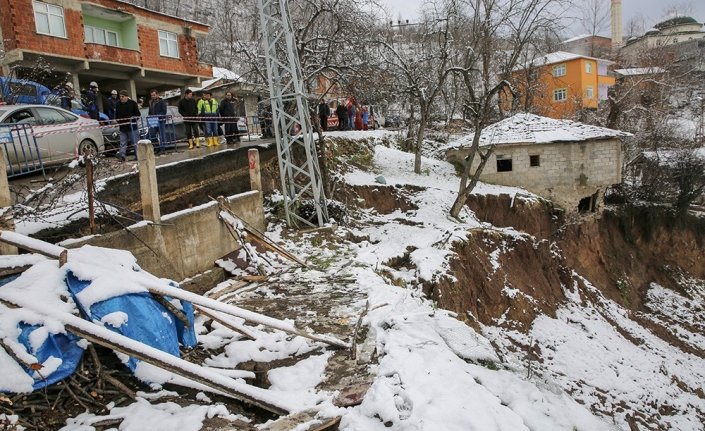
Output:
[{"xmin": 3, "ymin": 131, "xmax": 705, "ymax": 430}]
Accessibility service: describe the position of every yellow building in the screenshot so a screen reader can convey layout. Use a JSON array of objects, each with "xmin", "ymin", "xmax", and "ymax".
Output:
[{"xmin": 508, "ymin": 51, "xmax": 615, "ymax": 119}]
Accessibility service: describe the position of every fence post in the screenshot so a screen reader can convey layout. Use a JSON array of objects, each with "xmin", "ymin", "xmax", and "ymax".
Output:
[
  {"xmin": 248, "ymin": 148, "xmax": 261, "ymax": 192},
  {"xmin": 0, "ymin": 150, "xmax": 18, "ymax": 255},
  {"xmin": 137, "ymin": 140, "xmax": 161, "ymax": 223},
  {"xmin": 86, "ymin": 156, "xmax": 96, "ymax": 234}
]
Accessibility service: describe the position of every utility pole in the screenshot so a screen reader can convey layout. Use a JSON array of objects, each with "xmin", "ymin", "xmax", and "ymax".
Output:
[{"xmin": 257, "ymin": 0, "xmax": 328, "ymax": 228}]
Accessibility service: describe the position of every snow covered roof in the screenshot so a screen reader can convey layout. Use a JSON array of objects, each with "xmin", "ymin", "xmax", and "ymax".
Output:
[
  {"xmin": 614, "ymin": 67, "xmax": 666, "ymax": 76},
  {"xmin": 456, "ymin": 113, "xmax": 632, "ymax": 148},
  {"xmin": 561, "ymin": 34, "xmax": 591, "ymax": 44},
  {"xmin": 518, "ymin": 51, "xmax": 613, "ymax": 71}
]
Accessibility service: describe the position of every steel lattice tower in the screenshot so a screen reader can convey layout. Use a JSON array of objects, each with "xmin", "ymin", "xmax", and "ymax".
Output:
[{"xmin": 257, "ymin": 0, "xmax": 328, "ymax": 227}]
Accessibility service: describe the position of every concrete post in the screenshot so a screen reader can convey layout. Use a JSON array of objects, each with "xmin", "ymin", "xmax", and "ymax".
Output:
[
  {"xmin": 137, "ymin": 140, "xmax": 161, "ymax": 223},
  {"xmin": 0, "ymin": 150, "xmax": 18, "ymax": 255},
  {"xmin": 248, "ymin": 148, "xmax": 262, "ymax": 191}
]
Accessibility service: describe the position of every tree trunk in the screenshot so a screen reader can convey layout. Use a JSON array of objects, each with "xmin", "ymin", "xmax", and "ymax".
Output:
[{"xmin": 414, "ymin": 119, "xmax": 426, "ymax": 174}]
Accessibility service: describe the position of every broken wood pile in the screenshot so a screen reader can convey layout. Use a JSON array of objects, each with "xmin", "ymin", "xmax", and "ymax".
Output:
[{"xmin": 0, "ymin": 231, "xmax": 351, "ymax": 422}]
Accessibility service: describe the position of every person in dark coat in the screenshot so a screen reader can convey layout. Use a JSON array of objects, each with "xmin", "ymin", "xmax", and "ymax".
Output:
[
  {"xmin": 115, "ymin": 90, "xmax": 140, "ymax": 162},
  {"xmin": 147, "ymin": 89, "xmax": 168, "ymax": 152},
  {"xmin": 106, "ymin": 90, "xmax": 119, "ymax": 120},
  {"xmin": 219, "ymin": 91, "xmax": 238, "ymax": 144},
  {"xmin": 178, "ymin": 89, "xmax": 199, "ymax": 149},
  {"xmin": 82, "ymin": 81, "xmax": 100, "ymax": 120},
  {"xmin": 318, "ymin": 100, "xmax": 330, "ymax": 131},
  {"xmin": 335, "ymin": 102, "xmax": 347, "ymax": 131}
]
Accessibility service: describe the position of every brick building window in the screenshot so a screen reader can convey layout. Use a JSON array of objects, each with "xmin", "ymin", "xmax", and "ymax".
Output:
[
  {"xmin": 553, "ymin": 88, "xmax": 567, "ymax": 102},
  {"xmin": 552, "ymin": 64, "xmax": 566, "ymax": 77},
  {"xmin": 158, "ymin": 30, "xmax": 179, "ymax": 58},
  {"xmin": 33, "ymin": 1, "xmax": 66, "ymax": 38},
  {"xmin": 496, "ymin": 155, "xmax": 513, "ymax": 172},
  {"xmin": 85, "ymin": 26, "xmax": 119, "ymax": 47},
  {"xmin": 529, "ymin": 155, "xmax": 540, "ymax": 167}
]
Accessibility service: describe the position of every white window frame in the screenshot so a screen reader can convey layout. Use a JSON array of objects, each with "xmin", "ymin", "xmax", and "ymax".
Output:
[
  {"xmin": 585, "ymin": 86, "xmax": 594, "ymax": 99},
  {"xmin": 158, "ymin": 30, "xmax": 179, "ymax": 58},
  {"xmin": 552, "ymin": 63, "xmax": 566, "ymax": 77},
  {"xmin": 85, "ymin": 25, "xmax": 120, "ymax": 47},
  {"xmin": 553, "ymin": 88, "xmax": 567, "ymax": 102},
  {"xmin": 33, "ymin": 1, "xmax": 66, "ymax": 38},
  {"xmin": 585, "ymin": 62, "xmax": 593, "ymax": 73}
]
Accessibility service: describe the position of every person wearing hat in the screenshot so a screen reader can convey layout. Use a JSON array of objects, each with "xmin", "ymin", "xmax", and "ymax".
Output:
[
  {"xmin": 107, "ymin": 89, "xmax": 119, "ymax": 120},
  {"xmin": 115, "ymin": 90, "xmax": 141, "ymax": 162},
  {"xmin": 82, "ymin": 81, "xmax": 100, "ymax": 120}
]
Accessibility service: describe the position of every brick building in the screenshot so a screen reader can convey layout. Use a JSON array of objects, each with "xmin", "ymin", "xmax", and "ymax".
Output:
[
  {"xmin": 0, "ymin": 0, "xmax": 212, "ymax": 98},
  {"xmin": 447, "ymin": 113, "xmax": 631, "ymax": 211}
]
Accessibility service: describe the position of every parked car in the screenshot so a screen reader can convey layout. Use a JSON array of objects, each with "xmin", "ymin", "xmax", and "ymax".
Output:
[{"xmin": 0, "ymin": 104, "xmax": 104, "ymax": 169}]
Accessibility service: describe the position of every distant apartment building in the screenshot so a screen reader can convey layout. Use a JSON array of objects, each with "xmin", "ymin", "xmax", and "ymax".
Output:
[
  {"xmin": 0, "ymin": 0, "xmax": 213, "ymax": 98},
  {"xmin": 506, "ymin": 51, "xmax": 616, "ymax": 119},
  {"xmin": 620, "ymin": 16, "xmax": 705, "ymax": 74},
  {"xmin": 560, "ymin": 34, "xmax": 613, "ymax": 58}
]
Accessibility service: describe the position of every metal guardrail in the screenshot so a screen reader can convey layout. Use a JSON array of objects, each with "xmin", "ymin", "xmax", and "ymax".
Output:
[{"xmin": 0, "ymin": 123, "xmax": 46, "ymax": 178}]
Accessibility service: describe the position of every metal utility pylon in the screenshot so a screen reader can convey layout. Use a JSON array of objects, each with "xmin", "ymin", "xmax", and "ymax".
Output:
[{"xmin": 257, "ymin": 0, "xmax": 328, "ymax": 228}]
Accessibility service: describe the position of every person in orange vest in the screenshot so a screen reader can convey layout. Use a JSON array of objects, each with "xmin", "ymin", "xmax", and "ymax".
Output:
[{"xmin": 197, "ymin": 91, "xmax": 220, "ymax": 147}]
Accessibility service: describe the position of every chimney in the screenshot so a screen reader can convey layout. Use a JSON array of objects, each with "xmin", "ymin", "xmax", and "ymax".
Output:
[{"xmin": 611, "ymin": 0, "xmax": 623, "ymax": 48}]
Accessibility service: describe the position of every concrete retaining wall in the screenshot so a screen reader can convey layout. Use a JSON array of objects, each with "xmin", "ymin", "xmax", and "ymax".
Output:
[{"xmin": 64, "ymin": 191, "xmax": 264, "ymax": 281}]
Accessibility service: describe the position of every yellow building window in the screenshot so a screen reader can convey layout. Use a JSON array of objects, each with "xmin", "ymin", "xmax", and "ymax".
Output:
[
  {"xmin": 553, "ymin": 88, "xmax": 567, "ymax": 102},
  {"xmin": 552, "ymin": 64, "xmax": 566, "ymax": 77},
  {"xmin": 585, "ymin": 86, "xmax": 594, "ymax": 99},
  {"xmin": 586, "ymin": 62, "xmax": 593, "ymax": 73}
]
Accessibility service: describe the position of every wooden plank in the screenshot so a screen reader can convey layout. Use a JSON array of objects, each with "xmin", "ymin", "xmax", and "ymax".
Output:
[
  {"xmin": 260, "ymin": 410, "xmax": 341, "ymax": 431},
  {"xmin": 214, "ymin": 199, "xmax": 307, "ymax": 267},
  {"xmin": 0, "ymin": 265, "xmax": 30, "ymax": 278},
  {"xmin": 206, "ymin": 280, "xmax": 249, "ymax": 300},
  {"xmin": 240, "ymin": 275, "xmax": 269, "ymax": 282},
  {"xmin": 194, "ymin": 305, "xmax": 258, "ymax": 341}
]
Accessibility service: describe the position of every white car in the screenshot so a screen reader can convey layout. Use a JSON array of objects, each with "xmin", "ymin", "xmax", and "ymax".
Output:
[{"xmin": 0, "ymin": 104, "xmax": 104, "ymax": 173}]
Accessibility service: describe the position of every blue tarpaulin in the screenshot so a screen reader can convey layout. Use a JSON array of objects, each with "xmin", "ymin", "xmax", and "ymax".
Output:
[
  {"xmin": 2, "ymin": 269, "xmax": 197, "ymax": 393},
  {"xmin": 16, "ymin": 323, "xmax": 85, "ymax": 390},
  {"xmin": 65, "ymin": 271, "xmax": 197, "ymax": 371}
]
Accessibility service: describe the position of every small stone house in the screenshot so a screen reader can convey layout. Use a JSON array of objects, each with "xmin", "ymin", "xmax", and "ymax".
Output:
[{"xmin": 447, "ymin": 113, "xmax": 631, "ymax": 211}]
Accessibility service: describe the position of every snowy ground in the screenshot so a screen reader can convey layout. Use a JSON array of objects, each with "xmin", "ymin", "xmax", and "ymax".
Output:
[{"xmin": 3, "ymin": 131, "xmax": 704, "ymax": 430}]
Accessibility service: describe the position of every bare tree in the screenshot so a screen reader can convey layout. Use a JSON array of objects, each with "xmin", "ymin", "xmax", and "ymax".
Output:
[
  {"xmin": 579, "ymin": 0, "xmax": 610, "ymax": 56},
  {"xmin": 447, "ymin": 0, "xmax": 569, "ymax": 219}
]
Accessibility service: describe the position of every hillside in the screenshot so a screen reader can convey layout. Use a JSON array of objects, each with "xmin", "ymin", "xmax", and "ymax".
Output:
[{"xmin": 3, "ymin": 132, "xmax": 704, "ymax": 430}]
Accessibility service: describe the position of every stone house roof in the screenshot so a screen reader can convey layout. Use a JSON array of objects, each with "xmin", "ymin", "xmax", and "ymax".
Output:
[{"xmin": 454, "ymin": 113, "xmax": 632, "ymax": 148}]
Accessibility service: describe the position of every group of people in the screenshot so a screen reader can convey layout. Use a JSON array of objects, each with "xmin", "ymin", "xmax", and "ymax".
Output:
[
  {"xmin": 318, "ymin": 98, "xmax": 370, "ymax": 131},
  {"xmin": 107, "ymin": 88, "xmax": 243, "ymax": 162}
]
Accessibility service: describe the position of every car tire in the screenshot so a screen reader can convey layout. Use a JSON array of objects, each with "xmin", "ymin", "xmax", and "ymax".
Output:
[{"xmin": 78, "ymin": 139, "xmax": 99, "ymax": 166}]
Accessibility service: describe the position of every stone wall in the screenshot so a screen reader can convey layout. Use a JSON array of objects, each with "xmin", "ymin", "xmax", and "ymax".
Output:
[{"xmin": 448, "ymin": 138, "xmax": 622, "ymax": 210}]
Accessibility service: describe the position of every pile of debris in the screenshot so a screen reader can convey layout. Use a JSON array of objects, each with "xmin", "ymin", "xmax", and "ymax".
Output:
[{"xmin": 0, "ymin": 229, "xmax": 350, "ymax": 430}]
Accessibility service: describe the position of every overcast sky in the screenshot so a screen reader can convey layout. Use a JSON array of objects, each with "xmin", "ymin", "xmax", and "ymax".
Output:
[{"xmin": 377, "ymin": 0, "xmax": 705, "ymax": 37}]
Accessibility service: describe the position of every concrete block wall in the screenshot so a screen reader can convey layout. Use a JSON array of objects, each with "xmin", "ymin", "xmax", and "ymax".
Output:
[
  {"xmin": 65, "ymin": 191, "xmax": 264, "ymax": 281},
  {"xmin": 449, "ymin": 138, "xmax": 622, "ymax": 210}
]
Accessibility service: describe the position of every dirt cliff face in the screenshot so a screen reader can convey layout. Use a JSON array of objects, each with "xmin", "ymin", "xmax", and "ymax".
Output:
[
  {"xmin": 430, "ymin": 195, "xmax": 705, "ymax": 336},
  {"xmin": 430, "ymin": 229, "xmax": 571, "ymax": 331}
]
